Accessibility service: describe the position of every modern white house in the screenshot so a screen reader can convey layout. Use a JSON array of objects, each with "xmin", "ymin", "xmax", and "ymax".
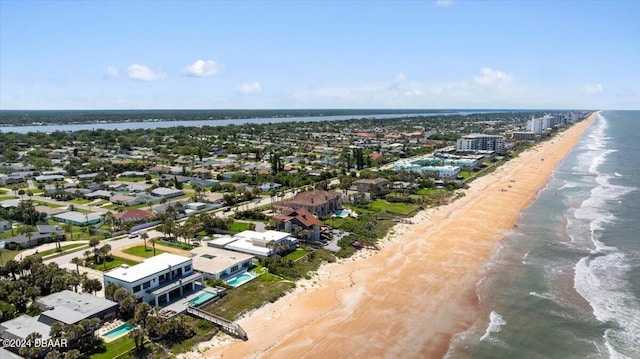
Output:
[
  {"xmin": 103, "ymin": 253, "xmax": 202, "ymax": 307},
  {"xmin": 190, "ymin": 245, "xmax": 254, "ymax": 280},
  {"xmin": 208, "ymin": 230, "xmax": 296, "ymax": 257}
]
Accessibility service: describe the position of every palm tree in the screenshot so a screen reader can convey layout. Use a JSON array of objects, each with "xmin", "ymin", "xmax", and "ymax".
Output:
[
  {"xmin": 89, "ymin": 237, "xmax": 100, "ymax": 263},
  {"xmin": 128, "ymin": 327, "xmax": 145, "ymax": 351},
  {"xmin": 99, "ymin": 244, "xmax": 112, "ymax": 270},
  {"xmin": 141, "ymin": 231, "xmax": 149, "ymax": 251},
  {"xmin": 149, "ymin": 237, "xmax": 157, "ymax": 256},
  {"xmin": 71, "ymin": 257, "xmax": 82, "ymax": 274}
]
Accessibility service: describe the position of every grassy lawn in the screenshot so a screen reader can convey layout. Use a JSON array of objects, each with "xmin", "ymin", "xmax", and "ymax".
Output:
[
  {"xmin": 32, "ymin": 200, "xmax": 65, "ymax": 208},
  {"xmin": 369, "ymin": 200, "xmax": 418, "ymax": 216},
  {"xmin": 202, "ymin": 272, "xmax": 295, "ymax": 321},
  {"xmin": 157, "ymin": 240, "xmax": 194, "ymax": 251},
  {"xmin": 228, "ymin": 221, "xmax": 251, "ymax": 232},
  {"xmin": 91, "ymin": 336, "xmax": 136, "ymax": 359},
  {"xmin": 70, "ymin": 198, "xmax": 92, "ymax": 204},
  {"xmin": 0, "ymin": 195, "xmax": 17, "ymax": 201},
  {"xmin": 36, "ymin": 243, "xmax": 86, "ymax": 257},
  {"xmin": 283, "ymin": 249, "xmax": 308, "ymax": 262},
  {"xmin": 0, "ymin": 247, "xmax": 29, "ymax": 263},
  {"xmin": 116, "ymin": 176, "xmax": 147, "ymax": 182},
  {"xmin": 92, "ymin": 255, "xmax": 140, "ymax": 271},
  {"xmin": 416, "ymin": 188, "xmax": 436, "ymax": 196},
  {"xmin": 122, "ymin": 245, "xmax": 167, "ymax": 258}
]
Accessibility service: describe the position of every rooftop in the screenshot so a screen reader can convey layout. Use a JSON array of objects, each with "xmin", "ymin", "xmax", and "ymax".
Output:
[
  {"xmin": 53, "ymin": 211, "xmax": 102, "ymax": 223},
  {"xmin": 37, "ymin": 290, "xmax": 117, "ymax": 325},
  {"xmin": 190, "ymin": 246, "xmax": 254, "ymax": 275},
  {"xmin": 104, "ymin": 253, "xmax": 191, "ymax": 283},
  {"xmin": 0, "ymin": 315, "xmax": 51, "ymax": 340}
]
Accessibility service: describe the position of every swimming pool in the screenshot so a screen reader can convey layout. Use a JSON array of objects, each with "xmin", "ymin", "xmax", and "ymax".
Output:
[
  {"xmin": 335, "ymin": 209, "xmax": 351, "ymax": 218},
  {"xmin": 103, "ymin": 323, "xmax": 134, "ymax": 340},
  {"xmin": 226, "ymin": 272, "xmax": 256, "ymax": 287},
  {"xmin": 188, "ymin": 291, "xmax": 217, "ymax": 306}
]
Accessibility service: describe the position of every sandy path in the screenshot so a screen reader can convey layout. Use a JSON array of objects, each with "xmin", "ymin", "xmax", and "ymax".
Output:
[{"xmin": 184, "ymin": 114, "xmax": 596, "ymax": 359}]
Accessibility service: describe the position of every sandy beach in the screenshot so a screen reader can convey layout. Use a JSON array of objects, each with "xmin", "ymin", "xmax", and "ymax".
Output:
[{"xmin": 183, "ymin": 113, "xmax": 597, "ymax": 359}]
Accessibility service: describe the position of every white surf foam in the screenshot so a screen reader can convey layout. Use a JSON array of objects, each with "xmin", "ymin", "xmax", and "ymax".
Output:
[{"xmin": 479, "ymin": 311, "xmax": 506, "ymax": 342}]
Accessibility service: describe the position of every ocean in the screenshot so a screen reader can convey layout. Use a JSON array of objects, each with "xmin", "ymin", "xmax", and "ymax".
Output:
[{"xmin": 446, "ymin": 111, "xmax": 640, "ymax": 359}]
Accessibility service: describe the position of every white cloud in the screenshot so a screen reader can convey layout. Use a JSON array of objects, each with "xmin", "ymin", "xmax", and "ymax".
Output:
[
  {"xmin": 435, "ymin": 0, "xmax": 454, "ymax": 7},
  {"xmin": 238, "ymin": 82, "xmax": 262, "ymax": 95},
  {"xmin": 105, "ymin": 66, "xmax": 119, "ymax": 78},
  {"xmin": 394, "ymin": 72, "xmax": 407, "ymax": 83},
  {"xmin": 473, "ymin": 67, "xmax": 512, "ymax": 86},
  {"xmin": 182, "ymin": 60, "xmax": 224, "ymax": 77},
  {"xmin": 288, "ymin": 68, "xmax": 518, "ymax": 108},
  {"xmin": 127, "ymin": 64, "xmax": 166, "ymax": 81},
  {"xmin": 582, "ymin": 83, "xmax": 604, "ymax": 95}
]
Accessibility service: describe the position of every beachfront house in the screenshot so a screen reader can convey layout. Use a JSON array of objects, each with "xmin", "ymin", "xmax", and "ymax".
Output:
[
  {"xmin": 103, "ymin": 253, "xmax": 202, "ymax": 307},
  {"xmin": 278, "ymin": 190, "xmax": 343, "ymax": 219},
  {"xmin": 208, "ymin": 230, "xmax": 297, "ymax": 257},
  {"xmin": 190, "ymin": 245, "xmax": 254, "ymax": 280}
]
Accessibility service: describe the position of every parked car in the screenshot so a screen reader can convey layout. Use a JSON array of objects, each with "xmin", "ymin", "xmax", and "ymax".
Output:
[{"xmin": 128, "ymin": 233, "xmax": 139, "ymax": 239}]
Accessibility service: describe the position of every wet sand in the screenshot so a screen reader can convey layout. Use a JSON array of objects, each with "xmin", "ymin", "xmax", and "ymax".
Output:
[{"xmin": 186, "ymin": 113, "xmax": 597, "ymax": 359}]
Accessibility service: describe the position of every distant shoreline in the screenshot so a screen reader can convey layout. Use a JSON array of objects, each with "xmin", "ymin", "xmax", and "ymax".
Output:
[
  {"xmin": 188, "ymin": 113, "xmax": 597, "ymax": 359},
  {"xmin": 0, "ymin": 108, "xmax": 579, "ymax": 127}
]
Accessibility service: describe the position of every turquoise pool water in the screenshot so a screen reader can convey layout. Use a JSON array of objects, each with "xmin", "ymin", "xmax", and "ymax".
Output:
[
  {"xmin": 226, "ymin": 272, "xmax": 256, "ymax": 287},
  {"xmin": 335, "ymin": 209, "xmax": 350, "ymax": 218},
  {"xmin": 188, "ymin": 291, "xmax": 216, "ymax": 306},
  {"xmin": 103, "ymin": 323, "xmax": 134, "ymax": 340}
]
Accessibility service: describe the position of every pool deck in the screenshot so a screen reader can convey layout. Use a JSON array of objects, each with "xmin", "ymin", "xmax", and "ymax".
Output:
[
  {"xmin": 96, "ymin": 320, "xmax": 130, "ymax": 343},
  {"xmin": 159, "ymin": 286, "xmax": 225, "ymax": 318}
]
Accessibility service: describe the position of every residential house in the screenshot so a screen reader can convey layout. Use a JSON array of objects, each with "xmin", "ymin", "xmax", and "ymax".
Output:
[
  {"xmin": 278, "ymin": 190, "xmax": 343, "ymax": 219},
  {"xmin": 151, "ymin": 187, "xmax": 184, "ymax": 199},
  {"xmin": 53, "ymin": 211, "xmax": 103, "ymax": 226},
  {"xmin": 208, "ymin": 230, "xmax": 296, "ymax": 257},
  {"xmin": 110, "ymin": 194, "xmax": 144, "ymax": 206},
  {"xmin": 115, "ymin": 209, "xmax": 154, "ymax": 223},
  {"xmin": 0, "ymin": 290, "xmax": 117, "ymax": 349},
  {"xmin": 191, "ymin": 168, "xmax": 212, "ymax": 179},
  {"xmin": 352, "ymin": 178, "xmax": 389, "ymax": 196},
  {"xmin": 273, "ymin": 207, "xmax": 322, "ymax": 241},
  {"xmin": 103, "ymin": 253, "xmax": 202, "ymax": 307},
  {"xmin": 3, "ymin": 225, "xmax": 64, "ymax": 249},
  {"xmin": 190, "ymin": 245, "xmax": 254, "ymax": 280}
]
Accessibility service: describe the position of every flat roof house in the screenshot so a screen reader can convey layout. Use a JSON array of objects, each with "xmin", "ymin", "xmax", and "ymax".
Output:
[
  {"xmin": 103, "ymin": 253, "xmax": 202, "ymax": 307},
  {"xmin": 209, "ymin": 230, "xmax": 296, "ymax": 257},
  {"xmin": 0, "ymin": 290, "xmax": 116, "ymax": 348},
  {"xmin": 53, "ymin": 211, "xmax": 103, "ymax": 226},
  {"xmin": 110, "ymin": 194, "xmax": 144, "ymax": 206},
  {"xmin": 36, "ymin": 290, "xmax": 118, "ymax": 326},
  {"xmin": 190, "ymin": 245, "xmax": 254, "ymax": 280},
  {"xmin": 151, "ymin": 187, "xmax": 184, "ymax": 199}
]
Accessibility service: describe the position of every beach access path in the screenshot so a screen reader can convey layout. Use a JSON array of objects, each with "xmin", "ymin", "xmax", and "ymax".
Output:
[{"xmin": 181, "ymin": 114, "xmax": 598, "ymax": 359}]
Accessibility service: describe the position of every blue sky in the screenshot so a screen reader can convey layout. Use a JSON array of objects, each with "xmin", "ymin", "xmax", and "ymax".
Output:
[{"xmin": 1, "ymin": 0, "xmax": 638, "ymax": 110}]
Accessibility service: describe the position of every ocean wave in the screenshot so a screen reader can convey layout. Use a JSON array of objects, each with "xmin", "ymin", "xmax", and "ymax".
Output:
[
  {"xmin": 574, "ymin": 253, "xmax": 640, "ymax": 358},
  {"xmin": 614, "ymin": 172, "xmax": 623, "ymax": 177},
  {"xmin": 479, "ymin": 311, "xmax": 506, "ymax": 342},
  {"xmin": 528, "ymin": 291, "xmax": 555, "ymax": 301}
]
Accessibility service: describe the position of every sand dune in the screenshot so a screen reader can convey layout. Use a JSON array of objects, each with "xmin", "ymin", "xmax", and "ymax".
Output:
[{"xmin": 185, "ymin": 113, "xmax": 596, "ymax": 359}]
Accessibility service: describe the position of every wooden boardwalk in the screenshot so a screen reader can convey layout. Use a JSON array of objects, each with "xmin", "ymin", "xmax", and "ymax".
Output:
[{"xmin": 186, "ymin": 306, "xmax": 248, "ymax": 341}]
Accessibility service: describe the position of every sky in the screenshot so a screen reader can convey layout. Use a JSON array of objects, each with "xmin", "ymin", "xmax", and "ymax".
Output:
[{"xmin": 0, "ymin": 0, "xmax": 638, "ymax": 110}]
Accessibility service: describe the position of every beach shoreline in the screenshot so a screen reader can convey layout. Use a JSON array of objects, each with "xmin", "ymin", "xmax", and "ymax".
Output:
[{"xmin": 181, "ymin": 112, "xmax": 598, "ymax": 359}]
